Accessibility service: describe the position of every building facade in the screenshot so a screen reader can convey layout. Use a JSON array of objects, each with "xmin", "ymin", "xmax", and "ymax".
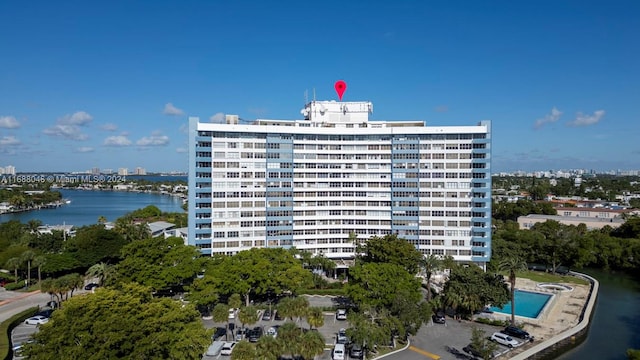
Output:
[{"xmin": 188, "ymin": 100, "xmax": 492, "ymax": 268}]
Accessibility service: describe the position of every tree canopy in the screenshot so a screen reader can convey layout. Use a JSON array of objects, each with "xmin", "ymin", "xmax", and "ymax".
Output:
[
  {"xmin": 113, "ymin": 236, "xmax": 203, "ymax": 292},
  {"xmin": 359, "ymin": 234, "xmax": 424, "ymax": 274},
  {"xmin": 189, "ymin": 247, "xmax": 313, "ymax": 306},
  {"xmin": 24, "ymin": 283, "xmax": 210, "ymax": 360}
]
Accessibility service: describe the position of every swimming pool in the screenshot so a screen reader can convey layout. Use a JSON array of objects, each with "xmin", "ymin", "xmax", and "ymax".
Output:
[{"xmin": 490, "ymin": 290, "xmax": 552, "ymax": 318}]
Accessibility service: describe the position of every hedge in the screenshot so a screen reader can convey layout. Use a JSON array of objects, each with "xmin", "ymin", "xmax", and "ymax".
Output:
[{"xmin": 0, "ymin": 307, "xmax": 38, "ymax": 360}]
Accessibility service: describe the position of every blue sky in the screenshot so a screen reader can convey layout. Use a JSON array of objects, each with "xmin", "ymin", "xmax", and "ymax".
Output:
[{"xmin": 1, "ymin": 1, "xmax": 639, "ymax": 173}]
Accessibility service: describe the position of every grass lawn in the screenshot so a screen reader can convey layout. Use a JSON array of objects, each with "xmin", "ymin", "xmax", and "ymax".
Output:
[{"xmin": 514, "ymin": 270, "xmax": 589, "ymax": 286}]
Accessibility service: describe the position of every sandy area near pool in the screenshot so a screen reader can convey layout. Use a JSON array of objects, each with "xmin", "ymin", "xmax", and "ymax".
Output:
[{"xmin": 483, "ymin": 277, "xmax": 591, "ymax": 357}]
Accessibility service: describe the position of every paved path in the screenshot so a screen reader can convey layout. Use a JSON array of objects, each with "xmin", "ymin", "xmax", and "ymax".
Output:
[{"xmin": 0, "ymin": 288, "xmax": 50, "ymax": 323}]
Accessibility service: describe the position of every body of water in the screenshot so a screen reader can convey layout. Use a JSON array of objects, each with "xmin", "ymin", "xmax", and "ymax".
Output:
[
  {"xmin": 490, "ymin": 289, "xmax": 552, "ymax": 318},
  {"xmin": 558, "ymin": 268, "xmax": 640, "ymax": 360},
  {"xmin": 0, "ymin": 189, "xmax": 184, "ymax": 226}
]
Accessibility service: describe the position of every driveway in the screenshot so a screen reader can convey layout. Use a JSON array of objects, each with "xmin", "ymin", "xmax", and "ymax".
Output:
[{"xmin": 384, "ymin": 319, "xmax": 526, "ymax": 360}]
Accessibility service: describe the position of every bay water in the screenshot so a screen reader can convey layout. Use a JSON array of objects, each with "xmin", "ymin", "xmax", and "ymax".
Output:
[{"xmin": 0, "ymin": 189, "xmax": 184, "ymax": 226}]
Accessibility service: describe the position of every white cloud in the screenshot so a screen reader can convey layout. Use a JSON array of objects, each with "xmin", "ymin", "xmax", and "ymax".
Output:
[
  {"xmin": 164, "ymin": 103, "xmax": 185, "ymax": 116},
  {"xmin": 534, "ymin": 107, "xmax": 562, "ymax": 129},
  {"xmin": 567, "ymin": 110, "xmax": 605, "ymax": 127},
  {"xmin": 101, "ymin": 123, "xmax": 118, "ymax": 131},
  {"xmin": 43, "ymin": 111, "xmax": 93, "ymax": 140},
  {"xmin": 0, "ymin": 116, "xmax": 20, "ymax": 129},
  {"xmin": 61, "ymin": 111, "xmax": 93, "ymax": 125},
  {"xmin": 209, "ymin": 112, "xmax": 225, "ymax": 123},
  {"xmin": 176, "ymin": 147, "xmax": 187, "ymax": 153},
  {"xmin": 0, "ymin": 135, "xmax": 21, "ymax": 146},
  {"xmin": 75, "ymin": 146, "xmax": 94, "ymax": 153},
  {"xmin": 104, "ymin": 135, "xmax": 132, "ymax": 146},
  {"xmin": 137, "ymin": 134, "xmax": 170, "ymax": 146}
]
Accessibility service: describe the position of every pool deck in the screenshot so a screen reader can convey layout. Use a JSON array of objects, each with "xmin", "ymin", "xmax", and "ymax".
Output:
[{"xmin": 485, "ymin": 277, "xmax": 591, "ymax": 358}]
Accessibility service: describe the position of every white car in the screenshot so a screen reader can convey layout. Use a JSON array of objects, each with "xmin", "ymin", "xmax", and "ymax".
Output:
[
  {"xmin": 25, "ymin": 315, "xmax": 49, "ymax": 325},
  {"xmin": 336, "ymin": 309, "xmax": 347, "ymax": 321},
  {"xmin": 228, "ymin": 308, "xmax": 236, "ymax": 320},
  {"xmin": 220, "ymin": 342, "xmax": 236, "ymax": 356},
  {"xmin": 490, "ymin": 332, "xmax": 519, "ymax": 348}
]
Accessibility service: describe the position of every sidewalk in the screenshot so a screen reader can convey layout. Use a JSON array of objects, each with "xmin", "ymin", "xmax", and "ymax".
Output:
[{"xmin": 0, "ymin": 290, "xmax": 42, "ymax": 307}]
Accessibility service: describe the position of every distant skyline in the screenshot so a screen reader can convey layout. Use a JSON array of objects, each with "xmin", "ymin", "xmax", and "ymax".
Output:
[{"xmin": 1, "ymin": 1, "xmax": 639, "ymax": 172}]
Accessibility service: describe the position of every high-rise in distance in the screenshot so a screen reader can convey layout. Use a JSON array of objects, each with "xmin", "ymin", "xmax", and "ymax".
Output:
[{"xmin": 188, "ymin": 99, "xmax": 492, "ymax": 269}]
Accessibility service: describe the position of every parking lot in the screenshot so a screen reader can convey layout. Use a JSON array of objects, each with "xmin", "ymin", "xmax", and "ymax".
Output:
[
  {"xmin": 201, "ymin": 297, "xmax": 355, "ymax": 360},
  {"xmin": 385, "ymin": 318, "xmax": 529, "ymax": 360}
]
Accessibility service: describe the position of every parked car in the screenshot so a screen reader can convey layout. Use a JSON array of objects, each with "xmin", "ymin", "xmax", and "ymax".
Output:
[
  {"xmin": 262, "ymin": 310, "xmax": 272, "ymax": 321},
  {"xmin": 274, "ymin": 310, "xmax": 283, "ymax": 321},
  {"xmin": 25, "ymin": 315, "xmax": 49, "ymax": 325},
  {"xmin": 228, "ymin": 308, "xmax": 236, "ymax": 320},
  {"xmin": 248, "ymin": 327, "xmax": 263, "ymax": 342},
  {"xmin": 462, "ymin": 343, "xmax": 484, "ymax": 358},
  {"xmin": 36, "ymin": 308, "xmax": 55, "ymax": 318},
  {"xmin": 490, "ymin": 332, "xmax": 519, "ymax": 348},
  {"xmin": 332, "ymin": 343, "xmax": 345, "ymax": 360},
  {"xmin": 266, "ymin": 326, "xmax": 277, "ymax": 338},
  {"xmin": 349, "ymin": 343, "xmax": 364, "ymax": 359},
  {"xmin": 84, "ymin": 282, "xmax": 99, "ymax": 291},
  {"xmin": 336, "ymin": 309, "xmax": 347, "ymax": 321},
  {"xmin": 235, "ymin": 328, "xmax": 247, "ymax": 341},
  {"xmin": 336, "ymin": 328, "xmax": 348, "ymax": 344},
  {"xmin": 503, "ymin": 325, "xmax": 532, "ymax": 341},
  {"xmin": 214, "ymin": 327, "xmax": 227, "ymax": 340},
  {"xmin": 432, "ymin": 311, "xmax": 446, "ymax": 324},
  {"xmin": 220, "ymin": 342, "xmax": 236, "ymax": 356}
]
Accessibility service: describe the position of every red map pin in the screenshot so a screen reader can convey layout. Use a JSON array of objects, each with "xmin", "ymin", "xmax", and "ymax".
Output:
[{"xmin": 334, "ymin": 80, "xmax": 347, "ymax": 101}]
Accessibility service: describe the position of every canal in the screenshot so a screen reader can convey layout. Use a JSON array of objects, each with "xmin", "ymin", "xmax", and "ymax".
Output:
[{"xmin": 558, "ymin": 268, "xmax": 640, "ymax": 360}]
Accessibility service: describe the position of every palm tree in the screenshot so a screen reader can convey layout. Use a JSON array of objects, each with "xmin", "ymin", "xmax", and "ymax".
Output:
[
  {"xmin": 421, "ymin": 254, "xmax": 443, "ymax": 301},
  {"xmin": 306, "ymin": 307, "xmax": 325, "ymax": 330},
  {"xmin": 213, "ymin": 303, "xmax": 231, "ymax": 341},
  {"xmin": 231, "ymin": 340, "xmax": 256, "ymax": 360},
  {"xmin": 85, "ymin": 262, "xmax": 114, "ymax": 286},
  {"xmin": 256, "ymin": 335, "xmax": 280, "ymax": 360},
  {"xmin": 26, "ymin": 219, "xmax": 42, "ymax": 233},
  {"xmin": 499, "ymin": 257, "xmax": 528, "ymax": 325},
  {"xmin": 299, "ymin": 330, "xmax": 326, "ymax": 360},
  {"xmin": 276, "ymin": 322, "xmax": 300, "ymax": 357},
  {"xmin": 6, "ymin": 257, "xmax": 22, "ymax": 284},
  {"xmin": 238, "ymin": 305, "xmax": 259, "ymax": 331},
  {"xmin": 290, "ymin": 296, "xmax": 310, "ymax": 325},
  {"xmin": 21, "ymin": 250, "xmax": 36, "ymax": 287},
  {"xmin": 32, "ymin": 255, "xmax": 46, "ymax": 284}
]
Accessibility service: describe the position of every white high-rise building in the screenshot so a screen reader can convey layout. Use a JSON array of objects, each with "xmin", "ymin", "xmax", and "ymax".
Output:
[
  {"xmin": 118, "ymin": 168, "xmax": 129, "ymax": 176},
  {"xmin": 188, "ymin": 100, "xmax": 492, "ymax": 268}
]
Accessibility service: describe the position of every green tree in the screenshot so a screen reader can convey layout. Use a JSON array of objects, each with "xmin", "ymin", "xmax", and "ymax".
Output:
[
  {"xmin": 627, "ymin": 348, "xmax": 640, "ymax": 360},
  {"xmin": 238, "ymin": 305, "xmax": 259, "ymax": 330},
  {"xmin": 191, "ymin": 248, "xmax": 313, "ymax": 306},
  {"xmin": 231, "ymin": 340, "xmax": 256, "ymax": 360},
  {"xmin": 421, "ymin": 254, "xmax": 443, "ymax": 301},
  {"xmin": 114, "ymin": 236, "xmax": 203, "ymax": 292},
  {"xmin": 212, "ymin": 303, "xmax": 231, "ymax": 341},
  {"xmin": 256, "ymin": 334, "xmax": 281, "ymax": 360},
  {"xmin": 443, "ymin": 265, "xmax": 509, "ymax": 317},
  {"xmin": 6, "ymin": 257, "xmax": 22, "ymax": 284},
  {"xmin": 39, "ymin": 273, "xmax": 84, "ymax": 307},
  {"xmin": 360, "ymin": 234, "xmax": 424, "ymax": 274},
  {"xmin": 307, "ymin": 307, "xmax": 325, "ymax": 330},
  {"xmin": 346, "ymin": 262, "xmax": 422, "ymax": 309},
  {"xmin": 298, "ymin": 330, "xmax": 326, "ymax": 360},
  {"xmin": 277, "ymin": 322, "xmax": 301, "ymax": 356},
  {"xmin": 23, "ymin": 283, "xmax": 210, "ymax": 360},
  {"xmin": 228, "ymin": 293, "xmax": 243, "ymax": 309},
  {"xmin": 64, "ymin": 225, "xmax": 128, "ymax": 267},
  {"xmin": 499, "ymin": 256, "xmax": 528, "ymax": 325},
  {"xmin": 470, "ymin": 326, "xmax": 498, "ymax": 360},
  {"xmin": 33, "ymin": 255, "xmax": 46, "ymax": 283},
  {"xmin": 85, "ymin": 262, "xmax": 115, "ymax": 286}
]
